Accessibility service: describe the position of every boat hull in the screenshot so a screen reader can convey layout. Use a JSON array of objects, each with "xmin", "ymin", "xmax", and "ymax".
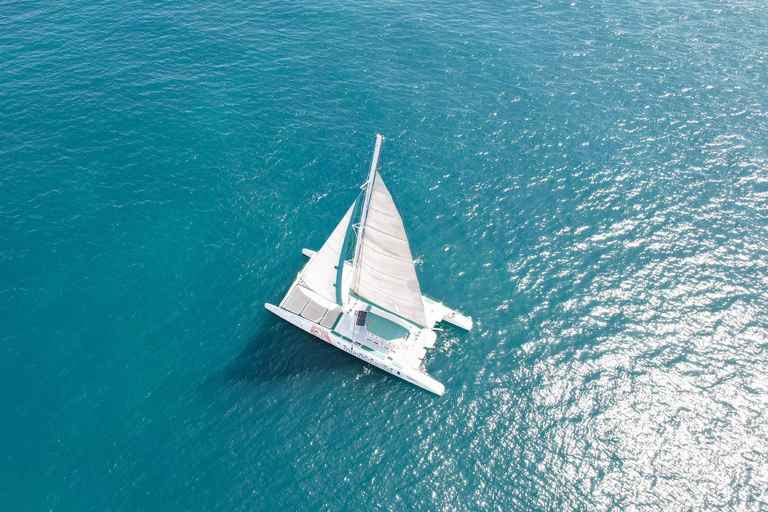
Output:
[{"xmin": 264, "ymin": 303, "xmax": 445, "ymax": 396}]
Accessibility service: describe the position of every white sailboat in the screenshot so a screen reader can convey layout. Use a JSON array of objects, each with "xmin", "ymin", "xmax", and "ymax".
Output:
[{"xmin": 265, "ymin": 135, "xmax": 472, "ymax": 395}]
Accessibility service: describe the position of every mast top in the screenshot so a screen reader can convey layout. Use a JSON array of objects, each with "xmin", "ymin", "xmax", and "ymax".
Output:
[{"xmin": 368, "ymin": 134, "xmax": 384, "ymax": 182}]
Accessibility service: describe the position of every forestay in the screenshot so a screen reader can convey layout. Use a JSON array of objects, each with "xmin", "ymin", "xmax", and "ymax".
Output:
[
  {"xmin": 300, "ymin": 202, "xmax": 355, "ymax": 303},
  {"xmin": 353, "ymin": 171, "xmax": 428, "ymax": 327}
]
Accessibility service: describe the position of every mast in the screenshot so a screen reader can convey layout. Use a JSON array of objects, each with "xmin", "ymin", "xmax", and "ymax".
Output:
[{"xmin": 349, "ymin": 134, "xmax": 384, "ymax": 301}]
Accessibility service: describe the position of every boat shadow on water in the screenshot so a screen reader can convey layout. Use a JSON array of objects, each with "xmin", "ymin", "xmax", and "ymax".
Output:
[{"xmin": 221, "ymin": 319, "xmax": 361, "ymax": 386}]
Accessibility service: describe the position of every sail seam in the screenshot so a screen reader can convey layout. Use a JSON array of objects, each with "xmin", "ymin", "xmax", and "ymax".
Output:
[
  {"xmin": 358, "ymin": 279, "xmax": 423, "ymax": 304},
  {"xmin": 349, "ymin": 292, "xmax": 425, "ymax": 328},
  {"xmin": 367, "ymin": 202, "xmax": 401, "ymax": 220},
  {"xmin": 361, "ymin": 243, "xmax": 414, "ymax": 264},
  {"xmin": 358, "ymin": 260, "xmax": 416, "ymax": 284},
  {"xmin": 363, "ymin": 223, "xmax": 407, "ymax": 242},
  {"xmin": 356, "ymin": 279, "xmax": 425, "ymax": 313}
]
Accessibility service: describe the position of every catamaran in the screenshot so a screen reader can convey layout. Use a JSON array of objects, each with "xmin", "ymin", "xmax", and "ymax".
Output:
[{"xmin": 265, "ymin": 135, "xmax": 472, "ymax": 395}]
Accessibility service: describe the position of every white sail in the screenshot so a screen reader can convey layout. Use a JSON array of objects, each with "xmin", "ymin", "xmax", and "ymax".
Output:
[
  {"xmin": 300, "ymin": 202, "xmax": 355, "ymax": 303},
  {"xmin": 353, "ymin": 171, "xmax": 428, "ymax": 327}
]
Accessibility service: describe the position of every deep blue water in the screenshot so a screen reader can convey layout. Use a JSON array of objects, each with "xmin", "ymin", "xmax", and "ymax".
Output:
[{"xmin": 2, "ymin": 0, "xmax": 767, "ymax": 510}]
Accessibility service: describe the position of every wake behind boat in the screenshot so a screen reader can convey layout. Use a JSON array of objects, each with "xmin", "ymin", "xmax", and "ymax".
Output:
[{"xmin": 265, "ymin": 135, "xmax": 472, "ymax": 395}]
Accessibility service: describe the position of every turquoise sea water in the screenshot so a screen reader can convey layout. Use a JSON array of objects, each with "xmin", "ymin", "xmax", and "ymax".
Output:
[{"xmin": 2, "ymin": 1, "xmax": 767, "ymax": 509}]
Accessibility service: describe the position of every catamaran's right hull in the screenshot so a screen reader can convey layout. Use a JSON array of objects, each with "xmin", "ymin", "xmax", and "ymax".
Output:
[{"xmin": 264, "ymin": 303, "xmax": 445, "ymax": 396}]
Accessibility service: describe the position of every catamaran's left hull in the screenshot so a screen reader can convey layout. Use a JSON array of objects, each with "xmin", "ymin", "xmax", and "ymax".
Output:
[{"xmin": 264, "ymin": 303, "xmax": 445, "ymax": 396}]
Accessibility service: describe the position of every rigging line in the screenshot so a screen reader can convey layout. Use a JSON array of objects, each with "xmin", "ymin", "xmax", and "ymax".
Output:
[{"xmin": 335, "ymin": 192, "xmax": 364, "ymax": 306}]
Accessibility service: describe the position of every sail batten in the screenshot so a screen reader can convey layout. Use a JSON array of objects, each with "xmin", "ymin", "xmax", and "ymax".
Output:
[
  {"xmin": 360, "ymin": 242, "xmax": 414, "ymax": 264},
  {"xmin": 364, "ymin": 224, "xmax": 408, "ymax": 243},
  {"xmin": 369, "ymin": 204, "xmax": 401, "ymax": 219}
]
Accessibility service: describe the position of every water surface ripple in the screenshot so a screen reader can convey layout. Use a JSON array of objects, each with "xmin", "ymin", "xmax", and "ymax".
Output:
[{"xmin": 1, "ymin": 0, "xmax": 767, "ymax": 510}]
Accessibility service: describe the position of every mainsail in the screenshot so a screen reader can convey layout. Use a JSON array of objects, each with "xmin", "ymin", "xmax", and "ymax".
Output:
[
  {"xmin": 300, "ymin": 202, "xmax": 356, "ymax": 303},
  {"xmin": 353, "ymin": 169, "xmax": 428, "ymax": 327},
  {"xmin": 303, "ymin": 136, "xmax": 428, "ymax": 327}
]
